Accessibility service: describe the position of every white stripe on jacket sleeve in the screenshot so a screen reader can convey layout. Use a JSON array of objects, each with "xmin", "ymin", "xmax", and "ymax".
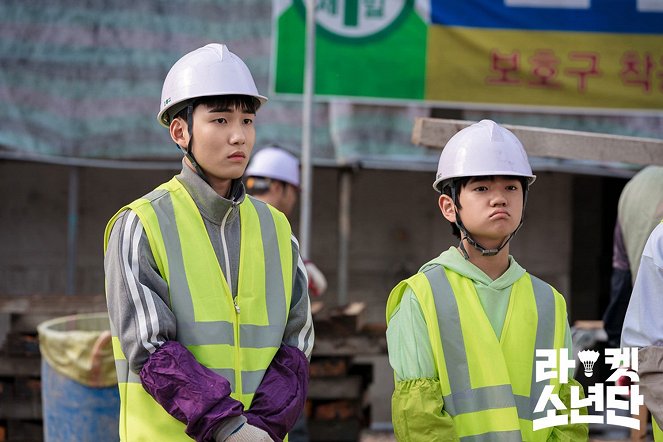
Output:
[
  {"xmin": 121, "ymin": 211, "xmax": 163, "ymax": 354},
  {"xmin": 292, "ymin": 235, "xmax": 314, "ymax": 358}
]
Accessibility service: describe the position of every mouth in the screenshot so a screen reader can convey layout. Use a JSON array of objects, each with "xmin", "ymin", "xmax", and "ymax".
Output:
[
  {"xmin": 490, "ymin": 210, "xmax": 510, "ymax": 219},
  {"xmin": 227, "ymin": 151, "xmax": 246, "ymax": 160}
]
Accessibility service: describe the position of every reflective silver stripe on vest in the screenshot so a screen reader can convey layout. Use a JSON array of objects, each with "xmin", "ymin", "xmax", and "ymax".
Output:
[
  {"xmin": 146, "ymin": 192, "xmax": 287, "ymax": 396},
  {"xmin": 113, "ymin": 359, "xmax": 140, "ymax": 384},
  {"xmin": 443, "ymin": 384, "xmax": 516, "ymax": 416},
  {"xmin": 240, "ymin": 324, "xmax": 288, "ymax": 348},
  {"xmin": 251, "ymin": 197, "xmax": 287, "ymax": 329},
  {"xmin": 113, "ymin": 359, "xmax": 237, "ymax": 391},
  {"xmin": 460, "ymin": 431, "xmax": 523, "ymax": 442},
  {"xmin": 242, "ymin": 370, "xmax": 267, "ymax": 395},
  {"xmin": 423, "ymin": 266, "xmax": 556, "ymax": 422},
  {"xmin": 528, "ymin": 275, "xmax": 557, "ymax": 420},
  {"xmin": 423, "ymin": 266, "xmax": 471, "ymax": 392}
]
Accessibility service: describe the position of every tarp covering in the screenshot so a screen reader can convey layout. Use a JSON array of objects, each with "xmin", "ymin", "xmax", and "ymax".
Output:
[
  {"xmin": 0, "ymin": 0, "xmax": 429, "ymax": 164},
  {"xmin": 0, "ymin": 0, "xmax": 661, "ymax": 168}
]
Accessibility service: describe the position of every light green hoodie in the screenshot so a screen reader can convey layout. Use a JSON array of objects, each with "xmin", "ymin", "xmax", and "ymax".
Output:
[
  {"xmin": 387, "ymin": 247, "xmax": 587, "ymax": 442},
  {"xmin": 388, "ymin": 246, "xmax": 572, "ymax": 380},
  {"xmin": 422, "ymin": 246, "xmax": 526, "ymax": 340}
]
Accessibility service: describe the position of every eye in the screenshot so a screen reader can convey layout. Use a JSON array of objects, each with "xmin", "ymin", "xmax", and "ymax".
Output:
[
  {"xmin": 473, "ymin": 186, "xmax": 488, "ymax": 192},
  {"xmin": 215, "ymin": 118, "xmax": 228, "ymax": 124},
  {"xmin": 506, "ymin": 185, "xmax": 519, "ymax": 191},
  {"xmin": 243, "ymin": 118, "xmax": 254, "ymax": 125}
]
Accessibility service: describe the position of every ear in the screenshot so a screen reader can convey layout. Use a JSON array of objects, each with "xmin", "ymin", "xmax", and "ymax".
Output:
[
  {"xmin": 169, "ymin": 117, "xmax": 189, "ymax": 149},
  {"xmin": 438, "ymin": 194, "xmax": 457, "ymax": 223}
]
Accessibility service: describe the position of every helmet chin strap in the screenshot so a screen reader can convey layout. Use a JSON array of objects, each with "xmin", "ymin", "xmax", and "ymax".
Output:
[
  {"xmin": 175, "ymin": 102, "xmax": 210, "ymax": 184},
  {"xmin": 456, "ymin": 216, "xmax": 522, "ymax": 259},
  {"xmin": 450, "ymin": 184, "xmax": 527, "ymax": 260}
]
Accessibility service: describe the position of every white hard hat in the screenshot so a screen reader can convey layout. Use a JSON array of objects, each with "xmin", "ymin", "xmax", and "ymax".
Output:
[
  {"xmin": 433, "ymin": 119, "xmax": 536, "ymax": 192},
  {"xmin": 245, "ymin": 146, "xmax": 300, "ymax": 187},
  {"xmin": 157, "ymin": 43, "xmax": 267, "ymax": 127}
]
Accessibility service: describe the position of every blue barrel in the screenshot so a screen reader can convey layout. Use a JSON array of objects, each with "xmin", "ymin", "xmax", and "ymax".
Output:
[{"xmin": 38, "ymin": 313, "xmax": 120, "ymax": 442}]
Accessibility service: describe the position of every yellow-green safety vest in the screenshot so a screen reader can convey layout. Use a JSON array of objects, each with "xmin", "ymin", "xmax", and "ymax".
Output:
[
  {"xmin": 386, "ymin": 264, "xmax": 568, "ymax": 442},
  {"xmin": 104, "ymin": 177, "xmax": 294, "ymax": 441}
]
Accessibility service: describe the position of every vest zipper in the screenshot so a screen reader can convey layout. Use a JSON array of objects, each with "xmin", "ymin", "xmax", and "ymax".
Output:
[
  {"xmin": 220, "ymin": 206, "xmax": 233, "ymax": 297},
  {"xmin": 221, "ymin": 201, "xmax": 242, "ymax": 399}
]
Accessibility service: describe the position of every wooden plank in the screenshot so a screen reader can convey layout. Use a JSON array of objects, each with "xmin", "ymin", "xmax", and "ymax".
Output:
[
  {"xmin": 309, "ymin": 357, "xmax": 349, "ymax": 378},
  {"xmin": 312, "ymin": 336, "xmax": 387, "ymax": 357},
  {"xmin": 314, "ymin": 302, "xmax": 368, "ymax": 338},
  {"xmin": 6, "ymin": 419, "xmax": 42, "ymax": 442},
  {"xmin": 0, "ymin": 358, "xmax": 40, "ymax": 377},
  {"xmin": 0, "ymin": 294, "xmax": 107, "ymax": 315},
  {"xmin": 308, "ymin": 376, "xmax": 363, "ymax": 400},
  {"xmin": 313, "ymin": 400, "xmax": 359, "ymax": 420},
  {"xmin": 412, "ymin": 118, "xmax": 663, "ymax": 166},
  {"xmin": 0, "ymin": 399, "xmax": 42, "ymax": 420},
  {"xmin": 0, "ymin": 381, "xmax": 42, "ymax": 420},
  {"xmin": 3, "ymin": 333, "xmax": 40, "ymax": 357},
  {"xmin": 308, "ymin": 419, "xmax": 360, "ymax": 442}
]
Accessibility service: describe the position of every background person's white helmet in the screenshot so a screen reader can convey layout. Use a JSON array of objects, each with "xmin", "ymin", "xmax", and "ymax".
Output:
[
  {"xmin": 157, "ymin": 43, "xmax": 267, "ymax": 127},
  {"xmin": 245, "ymin": 146, "xmax": 300, "ymax": 187},
  {"xmin": 433, "ymin": 119, "xmax": 536, "ymax": 192}
]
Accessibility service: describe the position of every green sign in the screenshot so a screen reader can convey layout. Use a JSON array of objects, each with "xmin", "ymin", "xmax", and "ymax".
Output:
[{"xmin": 272, "ymin": 0, "xmax": 428, "ymax": 100}]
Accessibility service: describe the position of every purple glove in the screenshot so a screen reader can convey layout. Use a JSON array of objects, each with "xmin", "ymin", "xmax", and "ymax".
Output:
[
  {"xmin": 140, "ymin": 340, "xmax": 244, "ymax": 442},
  {"xmin": 245, "ymin": 345, "xmax": 309, "ymax": 442}
]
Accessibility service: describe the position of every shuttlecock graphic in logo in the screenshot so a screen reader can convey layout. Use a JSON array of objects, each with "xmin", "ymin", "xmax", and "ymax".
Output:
[{"xmin": 578, "ymin": 350, "xmax": 601, "ymax": 377}]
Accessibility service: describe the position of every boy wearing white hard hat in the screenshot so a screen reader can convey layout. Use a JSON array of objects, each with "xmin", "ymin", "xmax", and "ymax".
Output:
[
  {"xmin": 386, "ymin": 120, "xmax": 588, "ymax": 441},
  {"xmin": 245, "ymin": 146, "xmax": 301, "ymax": 219},
  {"xmin": 104, "ymin": 44, "xmax": 313, "ymax": 442}
]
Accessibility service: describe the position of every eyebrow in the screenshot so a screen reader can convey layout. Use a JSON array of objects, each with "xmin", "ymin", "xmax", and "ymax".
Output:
[
  {"xmin": 208, "ymin": 106, "xmax": 233, "ymax": 113},
  {"xmin": 207, "ymin": 106, "xmax": 255, "ymax": 115},
  {"xmin": 467, "ymin": 177, "xmax": 493, "ymax": 184},
  {"xmin": 469, "ymin": 176, "xmax": 521, "ymax": 183}
]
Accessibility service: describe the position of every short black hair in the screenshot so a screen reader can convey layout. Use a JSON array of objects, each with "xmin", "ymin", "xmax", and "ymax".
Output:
[
  {"xmin": 173, "ymin": 94, "xmax": 261, "ymax": 122},
  {"xmin": 441, "ymin": 177, "xmax": 471, "ymax": 239},
  {"xmin": 441, "ymin": 175, "xmax": 528, "ymax": 239}
]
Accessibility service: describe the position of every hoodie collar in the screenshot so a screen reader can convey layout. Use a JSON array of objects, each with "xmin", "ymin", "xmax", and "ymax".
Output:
[
  {"xmin": 175, "ymin": 159, "xmax": 246, "ymax": 224},
  {"xmin": 422, "ymin": 246, "xmax": 526, "ymax": 290}
]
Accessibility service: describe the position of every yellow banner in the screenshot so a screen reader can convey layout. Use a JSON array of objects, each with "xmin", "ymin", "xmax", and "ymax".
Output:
[{"xmin": 426, "ymin": 26, "xmax": 663, "ymax": 110}]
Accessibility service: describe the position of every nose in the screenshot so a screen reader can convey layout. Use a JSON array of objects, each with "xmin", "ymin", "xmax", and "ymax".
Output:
[
  {"xmin": 229, "ymin": 123, "xmax": 246, "ymax": 145},
  {"xmin": 490, "ymin": 190, "xmax": 507, "ymax": 206}
]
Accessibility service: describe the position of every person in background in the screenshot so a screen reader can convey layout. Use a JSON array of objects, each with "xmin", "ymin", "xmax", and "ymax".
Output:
[
  {"xmin": 603, "ymin": 166, "xmax": 663, "ymax": 349},
  {"xmin": 245, "ymin": 145, "xmax": 328, "ymax": 442},
  {"xmin": 386, "ymin": 120, "xmax": 588, "ymax": 441},
  {"xmin": 619, "ymin": 170, "xmax": 663, "ymax": 442},
  {"xmin": 104, "ymin": 44, "xmax": 313, "ymax": 442},
  {"xmin": 245, "ymin": 146, "xmax": 328, "ymax": 298}
]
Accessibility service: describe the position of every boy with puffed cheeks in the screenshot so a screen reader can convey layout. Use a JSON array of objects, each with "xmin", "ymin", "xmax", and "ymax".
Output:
[{"xmin": 386, "ymin": 120, "xmax": 588, "ymax": 441}]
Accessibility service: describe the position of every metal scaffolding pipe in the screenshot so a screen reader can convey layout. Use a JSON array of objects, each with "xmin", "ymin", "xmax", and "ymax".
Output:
[
  {"xmin": 299, "ymin": 0, "xmax": 316, "ymax": 260},
  {"xmin": 66, "ymin": 166, "xmax": 80, "ymax": 295},
  {"xmin": 337, "ymin": 169, "xmax": 352, "ymax": 306}
]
